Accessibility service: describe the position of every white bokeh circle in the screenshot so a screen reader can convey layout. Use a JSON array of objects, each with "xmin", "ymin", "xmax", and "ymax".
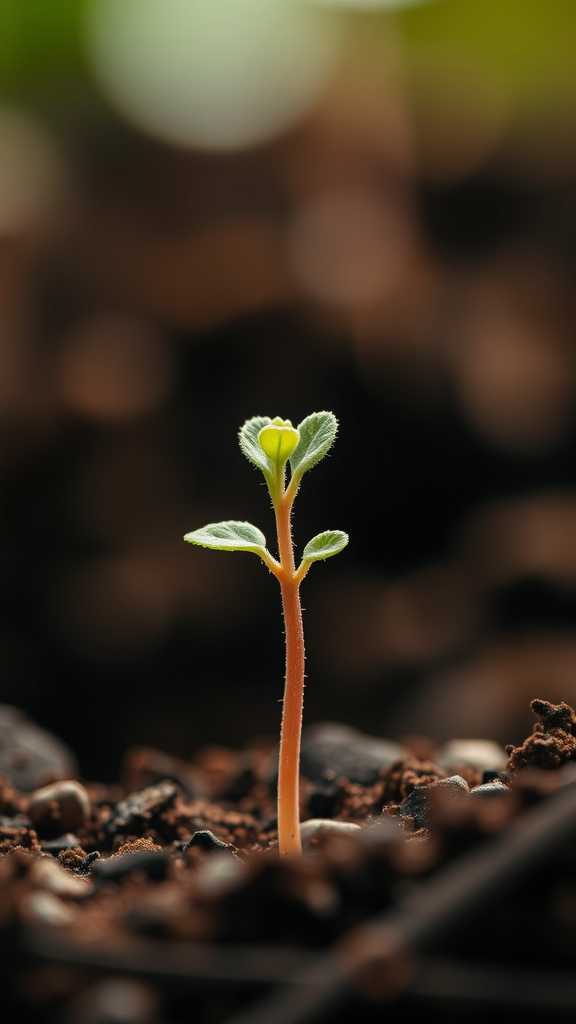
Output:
[{"xmin": 85, "ymin": 0, "xmax": 344, "ymax": 151}]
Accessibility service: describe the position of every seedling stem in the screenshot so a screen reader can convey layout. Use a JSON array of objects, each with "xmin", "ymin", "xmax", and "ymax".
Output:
[{"xmin": 184, "ymin": 413, "xmax": 348, "ymax": 855}]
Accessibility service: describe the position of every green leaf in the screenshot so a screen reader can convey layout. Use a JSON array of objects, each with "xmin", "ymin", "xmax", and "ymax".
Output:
[
  {"xmin": 239, "ymin": 416, "xmax": 272, "ymax": 476},
  {"xmin": 290, "ymin": 412, "xmax": 338, "ymax": 481},
  {"xmin": 302, "ymin": 530, "xmax": 349, "ymax": 563},
  {"xmin": 184, "ymin": 520, "xmax": 268, "ymax": 555}
]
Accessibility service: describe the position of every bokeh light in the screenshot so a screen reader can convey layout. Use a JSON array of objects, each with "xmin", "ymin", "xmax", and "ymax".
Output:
[
  {"xmin": 459, "ymin": 496, "xmax": 576, "ymax": 588},
  {"xmin": 288, "ymin": 186, "xmax": 413, "ymax": 306},
  {"xmin": 57, "ymin": 314, "xmax": 174, "ymax": 423},
  {"xmin": 84, "ymin": 0, "xmax": 344, "ymax": 151},
  {"xmin": 0, "ymin": 105, "xmax": 67, "ymax": 233},
  {"xmin": 448, "ymin": 261, "xmax": 576, "ymax": 451}
]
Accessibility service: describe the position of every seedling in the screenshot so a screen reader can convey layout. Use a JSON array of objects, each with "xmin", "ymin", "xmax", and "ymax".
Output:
[{"xmin": 184, "ymin": 412, "xmax": 348, "ymax": 855}]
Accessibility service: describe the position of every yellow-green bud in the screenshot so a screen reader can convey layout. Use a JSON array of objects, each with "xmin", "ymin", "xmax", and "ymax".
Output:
[{"xmin": 258, "ymin": 417, "xmax": 300, "ymax": 465}]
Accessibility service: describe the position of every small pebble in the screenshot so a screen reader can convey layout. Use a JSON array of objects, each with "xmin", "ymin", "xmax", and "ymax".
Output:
[
  {"xmin": 28, "ymin": 780, "xmax": 91, "ymax": 836},
  {"xmin": 299, "ymin": 818, "xmax": 361, "ymax": 849},
  {"xmin": 107, "ymin": 780, "xmax": 178, "ymax": 836},
  {"xmin": 23, "ymin": 890, "xmax": 79, "ymax": 927},
  {"xmin": 469, "ymin": 780, "xmax": 510, "ymax": 799},
  {"xmin": 299, "ymin": 723, "xmax": 408, "ymax": 786},
  {"xmin": 399, "ymin": 775, "xmax": 469, "ymax": 830},
  {"xmin": 31, "ymin": 857, "xmax": 93, "ymax": 897},
  {"xmin": 435, "ymin": 739, "xmax": 508, "ymax": 775}
]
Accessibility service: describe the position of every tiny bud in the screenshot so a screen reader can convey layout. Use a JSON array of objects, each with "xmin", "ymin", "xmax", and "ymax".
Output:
[{"xmin": 258, "ymin": 418, "xmax": 300, "ymax": 465}]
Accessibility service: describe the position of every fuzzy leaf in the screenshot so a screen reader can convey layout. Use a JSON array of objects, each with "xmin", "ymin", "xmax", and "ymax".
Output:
[
  {"xmin": 302, "ymin": 530, "xmax": 348, "ymax": 563},
  {"xmin": 184, "ymin": 520, "xmax": 268, "ymax": 555},
  {"xmin": 239, "ymin": 416, "xmax": 272, "ymax": 475},
  {"xmin": 290, "ymin": 412, "xmax": 338, "ymax": 480}
]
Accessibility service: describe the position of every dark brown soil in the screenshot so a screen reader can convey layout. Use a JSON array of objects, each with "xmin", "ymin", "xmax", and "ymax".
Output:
[
  {"xmin": 506, "ymin": 698, "xmax": 576, "ymax": 774},
  {"xmin": 1, "ymin": 700, "xmax": 576, "ymax": 1024}
]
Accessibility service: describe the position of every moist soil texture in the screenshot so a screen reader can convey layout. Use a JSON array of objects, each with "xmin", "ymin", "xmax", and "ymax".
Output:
[{"xmin": 1, "ymin": 699, "xmax": 576, "ymax": 1024}]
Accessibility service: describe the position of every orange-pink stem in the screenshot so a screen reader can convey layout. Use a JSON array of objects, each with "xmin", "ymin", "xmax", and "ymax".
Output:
[{"xmin": 274, "ymin": 487, "xmax": 304, "ymax": 855}]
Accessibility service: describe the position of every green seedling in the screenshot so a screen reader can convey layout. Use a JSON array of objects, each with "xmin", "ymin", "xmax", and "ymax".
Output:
[{"xmin": 184, "ymin": 412, "xmax": 348, "ymax": 855}]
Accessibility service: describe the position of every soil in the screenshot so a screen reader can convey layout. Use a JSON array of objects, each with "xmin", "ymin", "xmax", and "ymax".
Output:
[{"xmin": 1, "ymin": 699, "xmax": 576, "ymax": 1024}]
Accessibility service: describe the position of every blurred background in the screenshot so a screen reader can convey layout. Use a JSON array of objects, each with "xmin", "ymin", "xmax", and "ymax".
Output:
[{"xmin": 2, "ymin": 0, "xmax": 576, "ymax": 781}]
